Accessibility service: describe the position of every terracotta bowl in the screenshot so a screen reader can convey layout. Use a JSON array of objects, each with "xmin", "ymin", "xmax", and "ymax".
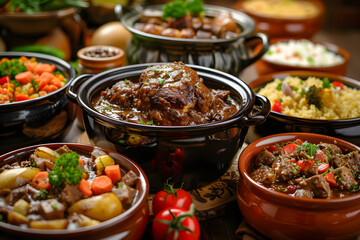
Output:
[
  {"xmin": 233, "ymin": 0, "xmax": 325, "ymax": 39},
  {"xmin": 0, "ymin": 143, "xmax": 149, "ymax": 240},
  {"xmin": 255, "ymin": 38, "xmax": 350, "ymax": 76},
  {"xmin": 247, "ymin": 70, "xmax": 360, "ymax": 146},
  {"xmin": 0, "ymin": 8, "xmax": 76, "ymax": 36},
  {"xmin": 237, "ymin": 132, "xmax": 360, "ymax": 240}
]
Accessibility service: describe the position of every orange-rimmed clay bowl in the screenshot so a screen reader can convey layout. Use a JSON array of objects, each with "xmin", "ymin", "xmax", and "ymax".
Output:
[
  {"xmin": 237, "ymin": 132, "xmax": 360, "ymax": 240},
  {"xmin": 0, "ymin": 143, "xmax": 149, "ymax": 240},
  {"xmin": 233, "ymin": 0, "xmax": 325, "ymax": 39},
  {"xmin": 255, "ymin": 38, "xmax": 350, "ymax": 76}
]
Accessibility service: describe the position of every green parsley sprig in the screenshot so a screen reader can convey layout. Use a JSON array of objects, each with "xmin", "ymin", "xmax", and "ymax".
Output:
[{"xmin": 162, "ymin": 0, "xmax": 204, "ymax": 19}]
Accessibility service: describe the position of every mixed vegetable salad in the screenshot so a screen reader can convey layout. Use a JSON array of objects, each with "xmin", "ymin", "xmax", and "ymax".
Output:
[{"xmin": 0, "ymin": 56, "xmax": 67, "ymax": 104}]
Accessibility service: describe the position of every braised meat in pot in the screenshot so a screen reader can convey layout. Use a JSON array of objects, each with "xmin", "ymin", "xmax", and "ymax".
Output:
[
  {"xmin": 250, "ymin": 139, "xmax": 360, "ymax": 199},
  {"xmin": 93, "ymin": 62, "xmax": 240, "ymax": 126}
]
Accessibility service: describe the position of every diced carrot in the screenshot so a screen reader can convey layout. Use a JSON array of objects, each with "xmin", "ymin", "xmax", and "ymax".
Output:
[
  {"xmin": 34, "ymin": 63, "xmax": 56, "ymax": 75},
  {"xmin": 25, "ymin": 62, "xmax": 37, "ymax": 72},
  {"xmin": 50, "ymin": 78, "xmax": 63, "ymax": 89},
  {"xmin": 78, "ymin": 179, "xmax": 92, "ymax": 197},
  {"xmin": 16, "ymin": 94, "xmax": 30, "ymax": 102},
  {"xmin": 79, "ymin": 157, "xmax": 84, "ymax": 165},
  {"xmin": 15, "ymin": 71, "xmax": 34, "ymax": 85},
  {"xmin": 41, "ymin": 84, "xmax": 58, "ymax": 93},
  {"xmin": 39, "ymin": 72, "xmax": 55, "ymax": 84},
  {"xmin": 0, "ymin": 88, "xmax": 6, "ymax": 94},
  {"xmin": 28, "ymin": 87, "xmax": 34, "ymax": 95},
  {"xmin": 105, "ymin": 165, "xmax": 121, "ymax": 184},
  {"xmin": 39, "ymin": 91, "xmax": 47, "ymax": 96},
  {"xmin": 91, "ymin": 175, "xmax": 113, "ymax": 195},
  {"xmin": 38, "ymin": 80, "xmax": 47, "ymax": 90},
  {"xmin": 31, "ymin": 171, "xmax": 51, "ymax": 190}
]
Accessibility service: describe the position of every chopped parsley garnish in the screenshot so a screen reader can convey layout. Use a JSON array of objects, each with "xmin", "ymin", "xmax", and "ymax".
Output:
[
  {"xmin": 48, "ymin": 152, "xmax": 83, "ymax": 187},
  {"xmin": 194, "ymin": 83, "xmax": 199, "ymax": 88},
  {"xmin": 300, "ymin": 89, "xmax": 306, "ymax": 96},
  {"xmin": 266, "ymin": 50, "xmax": 274, "ymax": 55},
  {"xmin": 292, "ymin": 86, "xmax": 298, "ymax": 91},
  {"xmin": 118, "ymin": 182, "xmax": 124, "ymax": 188},
  {"xmin": 140, "ymin": 120, "xmax": 154, "ymax": 125},
  {"xmin": 124, "ymin": 79, "xmax": 129, "ymax": 84},
  {"xmin": 276, "ymin": 83, "xmax": 282, "ymax": 91},
  {"xmin": 103, "ymin": 106, "xmax": 110, "ymax": 111},
  {"xmin": 159, "ymin": 79, "xmax": 165, "ymax": 84},
  {"xmin": 147, "ymin": 78, "xmax": 150, "ymax": 82},
  {"xmin": 165, "ymin": 72, "xmax": 170, "ymax": 75},
  {"xmin": 350, "ymin": 184, "xmax": 359, "ymax": 192},
  {"xmin": 162, "ymin": 0, "xmax": 204, "ymax": 19},
  {"xmin": 279, "ymin": 98, "xmax": 283, "ymax": 103},
  {"xmin": 336, "ymin": 177, "xmax": 343, "ymax": 183},
  {"xmin": 298, "ymin": 142, "xmax": 319, "ymax": 157},
  {"xmin": 322, "ymin": 77, "xmax": 331, "ymax": 88},
  {"xmin": 51, "ymin": 204, "xmax": 58, "ymax": 210},
  {"xmin": 31, "ymin": 162, "xmax": 36, "ymax": 167},
  {"xmin": 38, "ymin": 189, "xmax": 49, "ymax": 200},
  {"xmin": 119, "ymin": 139, "xmax": 126, "ymax": 144},
  {"xmin": 325, "ymin": 151, "xmax": 333, "ymax": 160},
  {"xmin": 152, "ymin": 69, "xmax": 159, "ymax": 73}
]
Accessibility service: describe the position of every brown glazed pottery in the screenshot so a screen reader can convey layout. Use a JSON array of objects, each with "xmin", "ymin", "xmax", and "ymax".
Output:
[
  {"xmin": 255, "ymin": 38, "xmax": 350, "ymax": 76},
  {"xmin": 237, "ymin": 132, "xmax": 360, "ymax": 240},
  {"xmin": 233, "ymin": 0, "xmax": 325, "ymax": 39},
  {"xmin": 247, "ymin": 70, "xmax": 360, "ymax": 146},
  {"xmin": 0, "ymin": 8, "xmax": 76, "ymax": 36},
  {"xmin": 0, "ymin": 143, "xmax": 149, "ymax": 240},
  {"xmin": 77, "ymin": 45, "xmax": 125, "ymax": 74}
]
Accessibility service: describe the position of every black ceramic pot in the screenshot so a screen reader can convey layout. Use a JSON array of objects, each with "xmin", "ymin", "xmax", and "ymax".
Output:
[
  {"xmin": 0, "ymin": 52, "xmax": 76, "ymax": 154},
  {"xmin": 120, "ymin": 5, "xmax": 269, "ymax": 76},
  {"xmin": 247, "ymin": 71, "xmax": 360, "ymax": 146},
  {"xmin": 67, "ymin": 63, "xmax": 270, "ymax": 190}
]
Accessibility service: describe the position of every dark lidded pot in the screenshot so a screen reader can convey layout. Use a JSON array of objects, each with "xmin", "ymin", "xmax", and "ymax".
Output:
[
  {"xmin": 120, "ymin": 5, "xmax": 269, "ymax": 76},
  {"xmin": 67, "ymin": 63, "xmax": 270, "ymax": 190}
]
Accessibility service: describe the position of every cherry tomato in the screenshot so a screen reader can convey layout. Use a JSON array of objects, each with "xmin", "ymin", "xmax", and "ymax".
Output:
[
  {"xmin": 318, "ymin": 163, "xmax": 329, "ymax": 173},
  {"xmin": 325, "ymin": 172, "xmax": 339, "ymax": 187},
  {"xmin": 152, "ymin": 204, "xmax": 200, "ymax": 240},
  {"xmin": 152, "ymin": 182, "xmax": 192, "ymax": 216},
  {"xmin": 332, "ymin": 81, "xmax": 344, "ymax": 90},
  {"xmin": 281, "ymin": 143, "xmax": 298, "ymax": 156},
  {"xmin": 272, "ymin": 99, "xmax": 283, "ymax": 113},
  {"xmin": 296, "ymin": 160, "xmax": 314, "ymax": 170},
  {"xmin": 314, "ymin": 150, "xmax": 326, "ymax": 163}
]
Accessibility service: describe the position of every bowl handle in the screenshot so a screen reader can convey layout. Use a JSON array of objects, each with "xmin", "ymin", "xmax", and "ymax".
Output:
[
  {"xmin": 66, "ymin": 74, "xmax": 93, "ymax": 103},
  {"xmin": 241, "ymin": 33, "xmax": 269, "ymax": 68},
  {"xmin": 239, "ymin": 94, "xmax": 271, "ymax": 126}
]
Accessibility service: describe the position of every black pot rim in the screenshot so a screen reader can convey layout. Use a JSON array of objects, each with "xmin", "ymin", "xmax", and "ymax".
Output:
[
  {"xmin": 74, "ymin": 62, "xmax": 256, "ymax": 133},
  {"xmin": 0, "ymin": 52, "xmax": 76, "ymax": 112},
  {"xmin": 121, "ymin": 4, "xmax": 256, "ymax": 45}
]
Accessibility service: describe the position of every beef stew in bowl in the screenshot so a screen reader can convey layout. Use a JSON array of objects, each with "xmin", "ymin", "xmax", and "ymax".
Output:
[
  {"xmin": 251, "ymin": 139, "xmax": 359, "ymax": 199},
  {"xmin": 93, "ymin": 62, "xmax": 240, "ymax": 126},
  {"xmin": 237, "ymin": 132, "xmax": 360, "ymax": 240},
  {"xmin": 0, "ymin": 143, "xmax": 149, "ymax": 239}
]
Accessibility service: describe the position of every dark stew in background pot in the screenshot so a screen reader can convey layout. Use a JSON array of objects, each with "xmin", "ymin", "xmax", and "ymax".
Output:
[
  {"xmin": 0, "ymin": 145, "xmax": 138, "ymax": 229},
  {"xmin": 251, "ymin": 139, "xmax": 360, "ymax": 199},
  {"xmin": 93, "ymin": 62, "xmax": 240, "ymax": 126},
  {"xmin": 134, "ymin": 0, "xmax": 241, "ymax": 39}
]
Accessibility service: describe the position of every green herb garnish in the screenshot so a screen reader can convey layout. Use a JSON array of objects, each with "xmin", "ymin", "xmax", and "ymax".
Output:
[
  {"xmin": 279, "ymin": 98, "xmax": 283, "ymax": 103},
  {"xmin": 307, "ymin": 56, "xmax": 314, "ymax": 64},
  {"xmin": 38, "ymin": 189, "xmax": 49, "ymax": 200},
  {"xmin": 298, "ymin": 142, "xmax": 319, "ymax": 157},
  {"xmin": 118, "ymin": 182, "xmax": 124, "ymax": 188},
  {"xmin": 31, "ymin": 78, "xmax": 39, "ymax": 91},
  {"xmin": 48, "ymin": 152, "xmax": 83, "ymax": 187},
  {"xmin": 140, "ymin": 120, "xmax": 154, "ymax": 125},
  {"xmin": 159, "ymin": 79, "xmax": 166, "ymax": 84},
  {"xmin": 266, "ymin": 50, "xmax": 274, "ymax": 55},
  {"xmin": 103, "ymin": 106, "xmax": 110, "ymax": 111},
  {"xmin": 51, "ymin": 204, "xmax": 58, "ymax": 210},
  {"xmin": 194, "ymin": 83, "xmax": 198, "ymax": 88},
  {"xmin": 276, "ymin": 83, "xmax": 282, "ymax": 91},
  {"xmin": 119, "ymin": 139, "xmax": 126, "ymax": 144},
  {"xmin": 162, "ymin": 0, "xmax": 204, "ymax": 19},
  {"xmin": 292, "ymin": 86, "xmax": 298, "ymax": 91},
  {"xmin": 147, "ymin": 78, "xmax": 150, "ymax": 82},
  {"xmin": 152, "ymin": 69, "xmax": 159, "ymax": 73},
  {"xmin": 300, "ymin": 89, "xmax": 306, "ymax": 96},
  {"xmin": 322, "ymin": 77, "xmax": 331, "ymax": 88},
  {"xmin": 124, "ymin": 79, "xmax": 129, "ymax": 84}
]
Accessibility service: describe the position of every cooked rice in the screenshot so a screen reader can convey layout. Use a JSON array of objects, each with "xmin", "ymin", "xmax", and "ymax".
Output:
[{"xmin": 257, "ymin": 76, "xmax": 360, "ymax": 119}]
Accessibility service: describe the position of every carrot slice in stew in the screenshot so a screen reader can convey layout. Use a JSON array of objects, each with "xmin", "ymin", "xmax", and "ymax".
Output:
[
  {"xmin": 34, "ymin": 63, "xmax": 56, "ymax": 75},
  {"xmin": 31, "ymin": 171, "xmax": 51, "ymax": 190},
  {"xmin": 78, "ymin": 179, "xmax": 92, "ymax": 197},
  {"xmin": 15, "ymin": 71, "xmax": 34, "ymax": 85},
  {"xmin": 91, "ymin": 175, "xmax": 113, "ymax": 195},
  {"xmin": 105, "ymin": 165, "xmax": 121, "ymax": 183}
]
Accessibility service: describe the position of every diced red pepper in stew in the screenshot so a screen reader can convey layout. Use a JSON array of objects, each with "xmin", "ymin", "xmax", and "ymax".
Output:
[
  {"xmin": 272, "ymin": 99, "xmax": 283, "ymax": 113},
  {"xmin": 332, "ymin": 81, "xmax": 344, "ymax": 90},
  {"xmin": 296, "ymin": 160, "xmax": 314, "ymax": 170},
  {"xmin": 325, "ymin": 172, "xmax": 339, "ymax": 187},
  {"xmin": 15, "ymin": 94, "xmax": 30, "ymax": 102},
  {"xmin": 281, "ymin": 144, "xmax": 298, "ymax": 156},
  {"xmin": 268, "ymin": 144, "xmax": 279, "ymax": 153},
  {"xmin": 318, "ymin": 163, "xmax": 329, "ymax": 173}
]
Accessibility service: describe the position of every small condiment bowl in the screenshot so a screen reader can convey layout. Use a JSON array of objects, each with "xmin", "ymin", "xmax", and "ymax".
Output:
[
  {"xmin": 247, "ymin": 70, "xmax": 360, "ymax": 146},
  {"xmin": 0, "ymin": 143, "xmax": 149, "ymax": 240},
  {"xmin": 233, "ymin": 0, "xmax": 325, "ymax": 39},
  {"xmin": 255, "ymin": 38, "xmax": 350, "ymax": 76},
  {"xmin": 77, "ymin": 45, "xmax": 124, "ymax": 74},
  {"xmin": 237, "ymin": 132, "xmax": 360, "ymax": 240}
]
